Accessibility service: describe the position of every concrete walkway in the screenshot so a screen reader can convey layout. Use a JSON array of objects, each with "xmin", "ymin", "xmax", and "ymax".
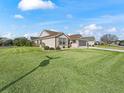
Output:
[{"xmin": 90, "ymin": 47, "xmax": 124, "ymax": 53}]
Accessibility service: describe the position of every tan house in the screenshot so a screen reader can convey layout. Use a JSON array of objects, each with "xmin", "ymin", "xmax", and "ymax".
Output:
[
  {"xmin": 31, "ymin": 30, "xmax": 95, "ymax": 48},
  {"xmin": 31, "ymin": 30, "xmax": 69, "ymax": 48},
  {"xmin": 69, "ymin": 34, "xmax": 95, "ymax": 48}
]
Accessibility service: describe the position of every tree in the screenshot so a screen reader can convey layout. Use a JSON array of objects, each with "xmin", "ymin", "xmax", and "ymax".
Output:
[
  {"xmin": 0, "ymin": 40, "xmax": 2, "ymax": 46},
  {"xmin": 13, "ymin": 37, "xmax": 32, "ymax": 46},
  {"xmin": 100, "ymin": 34, "xmax": 118, "ymax": 44},
  {"xmin": 0, "ymin": 38, "xmax": 13, "ymax": 46},
  {"xmin": 3, "ymin": 39, "xmax": 13, "ymax": 46}
]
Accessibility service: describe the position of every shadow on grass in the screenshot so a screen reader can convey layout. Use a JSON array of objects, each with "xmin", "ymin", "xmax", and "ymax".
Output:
[{"xmin": 0, "ymin": 56, "xmax": 60, "ymax": 93}]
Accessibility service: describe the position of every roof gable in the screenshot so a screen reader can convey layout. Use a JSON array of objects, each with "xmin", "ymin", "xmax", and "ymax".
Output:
[
  {"xmin": 40, "ymin": 29, "xmax": 63, "ymax": 38},
  {"xmin": 40, "ymin": 30, "xmax": 50, "ymax": 37}
]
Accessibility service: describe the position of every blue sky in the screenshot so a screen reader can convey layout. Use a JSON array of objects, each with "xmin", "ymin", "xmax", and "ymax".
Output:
[{"xmin": 0, "ymin": 0, "xmax": 124, "ymax": 40}]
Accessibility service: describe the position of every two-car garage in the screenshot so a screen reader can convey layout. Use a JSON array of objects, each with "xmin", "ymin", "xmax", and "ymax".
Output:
[{"xmin": 79, "ymin": 40, "xmax": 87, "ymax": 46}]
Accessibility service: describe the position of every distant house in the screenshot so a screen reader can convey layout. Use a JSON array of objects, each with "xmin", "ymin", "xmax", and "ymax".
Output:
[
  {"xmin": 30, "ymin": 37, "xmax": 40, "ymax": 46},
  {"xmin": 110, "ymin": 40, "xmax": 120, "ymax": 46},
  {"xmin": 31, "ymin": 29, "xmax": 95, "ymax": 48},
  {"xmin": 31, "ymin": 30, "xmax": 69, "ymax": 48},
  {"xmin": 68, "ymin": 34, "xmax": 95, "ymax": 48}
]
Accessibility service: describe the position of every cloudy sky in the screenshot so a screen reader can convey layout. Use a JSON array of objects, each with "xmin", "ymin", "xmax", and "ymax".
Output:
[{"xmin": 0, "ymin": 0, "xmax": 124, "ymax": 40}]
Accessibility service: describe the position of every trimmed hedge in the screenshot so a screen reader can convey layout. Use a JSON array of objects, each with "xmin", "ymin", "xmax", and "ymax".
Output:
[
  {"xmin": 56, "ymin": 46, "xmax": 61, "ymax": 50},
  {"xmin": 49, "ymin": 47, "xmax": 55, "ymax": 50},
  {"xmin": 43, "ymin": 46, "xmax": 61, "ymax": 50},
  {"xmin": 44, "ymin": 46, "xmax": 49, "ymax": 50}
]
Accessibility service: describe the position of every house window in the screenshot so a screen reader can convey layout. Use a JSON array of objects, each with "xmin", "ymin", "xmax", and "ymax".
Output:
[
  {"xmin": 59, "ymin": 38, "xmax": 67, "ymax": 45},
  {"xmin": 59, "ymin": 38, "xmax": 63, "ymax": 45},
  {"xmin": 63, "ymin": 38, "xmax": 66, "ymax": 45},
  {"xmin": 72, "ymin": 40, "xmax": 76, "ymax": 43}
]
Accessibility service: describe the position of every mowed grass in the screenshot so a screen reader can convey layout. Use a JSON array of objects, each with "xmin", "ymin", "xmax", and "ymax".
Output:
[{"xmin": 0, "ymin": 47, "xmax": 124, "ymax": 93}]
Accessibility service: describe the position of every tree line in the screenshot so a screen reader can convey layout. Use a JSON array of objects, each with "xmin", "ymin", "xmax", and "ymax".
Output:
[
  {"xmin": 0, "ymin": 34, "xmax": 124, "ymax": 47},
  {"xmin": 0, "ymin": 37, "xmax": 33, "ymax": 47},
  {"xmin": 100, "ymin": 34, "xmax": 124, "ymax": 46}
]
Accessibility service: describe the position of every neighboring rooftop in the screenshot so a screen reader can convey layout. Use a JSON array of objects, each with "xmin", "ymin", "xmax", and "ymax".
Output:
[
  {"xmin": 81, "ymin": 36, "xmax": 95, "ymax": 41},
  {"xmin": 68, "ymin": 34, "xmax": 82, "ymax": 40},
  {"xmin": 30, "ymin": 37, "xmax": 39, "ymax": 40},
  {"xmin": 68, "ymin": 34, "xmax": 95, "ymax": 41}
]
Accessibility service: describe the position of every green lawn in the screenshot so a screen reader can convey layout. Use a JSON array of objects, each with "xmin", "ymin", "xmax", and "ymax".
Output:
[{"xmin": 0, "ymin": 47, "xmax": 124, "ymax": 93}]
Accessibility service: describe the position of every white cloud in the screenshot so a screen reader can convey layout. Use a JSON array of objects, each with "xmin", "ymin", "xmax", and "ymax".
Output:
[
  {"xmin": 24, "ymin": 32, "xmax": 39, "ymax": 38},
  {"xmin": 18, "ymin": 0, "xmax": 56, "ymax": 11},
  {"xmin": 2, "ymin": 32, "xmax": 14, "ymax": 39},
  {"xmin": 24, "ymin": 34, "xmax": 30, "ymax": 38},
  {"xmin": 107, "ymin": 27, "xmax": 117, "ymax": 32},
  {"xmin": 49, "ymin": 29, "xmax": 57, "ymax": 31},
  {"xmin": 14, "ymin": 14, "xmax": 24, "ymax": 19},
  {"xmin": 78, "ymin": 23, "xmax": 124, "ymax": 40},
  {"xmin": 80, "ymin": 24, "xmax": 103, "ymax": 36},
  {"xmin": 66, "ymin": 14, "xmax": 73, "ymax": 19},
  {"xmin": 84, "ymin": 24, "xmax": 102, "ymax": 31}
]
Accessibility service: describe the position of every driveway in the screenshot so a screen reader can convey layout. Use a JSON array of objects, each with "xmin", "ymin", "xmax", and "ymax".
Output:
[{"xmin": 91, "ymin": 47, "xmax": 124, "ymax": 53}]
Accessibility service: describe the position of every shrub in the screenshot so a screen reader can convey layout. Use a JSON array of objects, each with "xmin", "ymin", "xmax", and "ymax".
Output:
[
  {"xmin": 3, "ymin": 39, "xmax": 13, "ymax": 46},
  {"xmin": 63, "ymin": 46, "xmax": 65, "ymax": 48},
  {"xmin": 100, "ymin": 42, "xmax": 105, "ymax": 45},
  {"xmin": 13, "ymin": 37, "xmax": 32, "ymax": 46},
  {"xmin": 44, "ymin": 46, "xmax": 49, "ymax": 50},
  {"xmin": 49, "ymin": 47, "xmax": 55, "ymax": 50},
  {"xmin": 56, "ymin": 46, "xmax": 61, "ymax": 50}
]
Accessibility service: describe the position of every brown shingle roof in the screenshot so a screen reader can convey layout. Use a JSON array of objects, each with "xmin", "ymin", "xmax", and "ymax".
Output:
[
  {"xmin": 68, "ymin": 34, "xmax": 82, "ymax": 40},
  {"xmin": 81, "ymin": 36, "xmax": 95, "ymax": 41},
  {"xmin": 44, "ymin": 30, "xmax": 63, "ymax": 37},
  {"xmin": 30, "ymin": 37, "xmax": 39, "ymax": 40}
]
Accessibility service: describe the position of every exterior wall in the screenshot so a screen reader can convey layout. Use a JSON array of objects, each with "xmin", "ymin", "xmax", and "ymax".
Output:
[
  {"xmin": 33, "ymin": 39, "xmax": 41, "ymax": 46},
  {"xmin": 71, "ymin": 40, "xmax": 79, "ymax": 48},
  {"xmin": 71, "ymin": 40, "xmax": 95, "ymax": 47},
  {"xmin": 56, "ymin": 35, "xmax": 69, "ymax": 48},
  {"xmin": 42, "ymin": 38, "xmax": 56, "ymax": 48},
  {"xmin": 40, "ymin": 31, "xmax": 49, "ymax": 37},
  {"xmin": 88, "ymin": 41, "xmax": 95, "ymax": 46}
]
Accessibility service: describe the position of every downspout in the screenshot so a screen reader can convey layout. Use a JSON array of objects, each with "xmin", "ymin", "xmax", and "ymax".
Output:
[
  {"xmin": 55, "ymin": 37, "xmax": 57, "ymax": 48},
  {"xmin": 86, "ymin": 40, "xmax": 89, "ymax": 48}
]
